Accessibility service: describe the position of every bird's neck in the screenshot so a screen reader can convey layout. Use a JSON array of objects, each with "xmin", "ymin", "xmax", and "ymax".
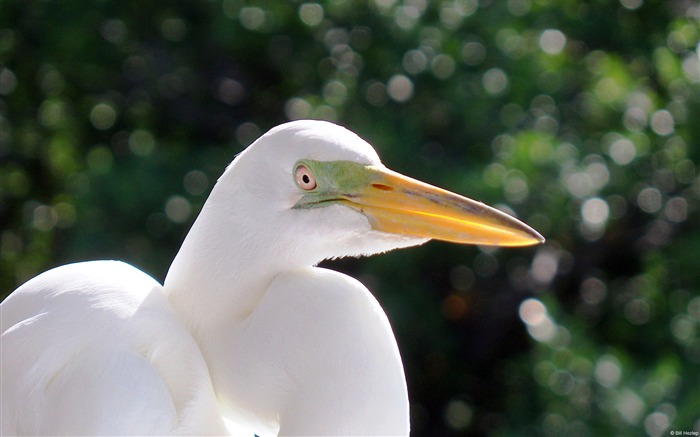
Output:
[
  {"xmin": 163, "ymin": 202, "xmax": 297, "ymax": 335},
  {"xmin": 162, "ymin": 201, "xmax": 307, "ymax": 432}
]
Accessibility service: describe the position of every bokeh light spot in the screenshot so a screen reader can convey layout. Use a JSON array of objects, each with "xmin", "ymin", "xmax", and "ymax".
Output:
[
  {"xmin": 54, "ymin": 202, "xmax": 76, "ymax": 229},
  {"xmin": 650, "ymin": 110, "xmax": 675, "ymax": 136},
  {"xmin": 518, "ymin": 298, "xmax": 547, "ymax": 325},
  {"xmin": 581, "ymin": 197, "xmax": 610, "ymax": 226},
  {"xmin": 483, "ymin": 163, "xmax": 506, "ymax": 188},
  {"xmin": 217, "ymin": 78, "xmax": 245, "ymax": 105},
  {"xmin": 664, "ymin": 196, "xmax": 688, "ymax": 222},
  {"xmin": 624, "ymin": 106, "xmax": 648, "ymax": 131},
  {"xmin": 531, "ymin": 247, "xmax": 559, "ymax": 284},
  {"xmin": 32, "ymin": 205, "xmax": 58, "ymax": 231},
  {"xmin": 87, "ymin": 146, "xmax": 114, "ymax": 174},
  {"xmin": 504, "ymin": 171, "xmax": 529, "ymax": 204},
  {"xmin": 183, "ymin": 170, "xmax": 209, "ymax": 196},
  {"xmin": 585, "ymin": 158, "xmax": 610, "ymax": 190},
  {"xmin": 539, "ymin": 29, "xmax": 567, "ymax": 55},
  {"xmin": 637, "ymin": 187, "xmax": 662, "ymax": 213},
  {"xmin": 688, "ymin": 296, "xmax": 700, "ymax": 320},
  {"xmin": 403, "ymin": 49, "xmax": 428, "ymax": 75},
  {"xmin": 580, "ymin": 277, "xmax": 607, "ymax": 304},
  {"xmin": 311, "ymin": 104, "xmax": 337, "ymax": 121},
  {"xmin": 482, "ymin": 68, "xmax": 509, "ymax": 95},
  {"xmin": 393, "ymin": 4, "xmax": 424, "ymax": 31},
  {"xmin": 444, "ymin": 399, "xmax": 473, "ymax": 431},
  {"xmin": 90, "ymin": 102, "xmax": 118, "ymax": 130},
  {"xmin": 643, "ymin": 411, "xmax": 670, "ymax": 437},
  {"xmin": 609, "ymin": 137, "xmax": 636, "ymax": 165},
  {"xmin": 39, "ymin": 67, "xmax": 65, "ymax": 96},
  {"xmin": 128, "ymin": 129, "xmax": 155, "ymax": 156},
  {"xmin": 681, "ymin": 52, "xmax": 699, "ymax": 83},
  {"xmin": 431, "ymin": 54, "xmax": 455, "ymax": 79},
  {"xmin": 299, "ymin": 3, "xmax": 324, "ymax": 27},
  {"xmin": 461, "ymin": 41, "xmax": 486, "ymax": 66},
  {"xmin": 235, "ymin": 122, "xmax": 261, "ymax": 147},
  {"xmin": 594, "ymin": 355, "xmax": 621, "ymax": 388},
  {"xmin": 616, "ymin": 389, "xmax": 645, "ymax": 424},
  {"xmin": 0, "ymin": 67, "xmax": 17, "ymax": 95},
  {"xmin": 239, "ymin": 7, "xmax": 266, "ymax": 31},
  {"xmin": 165, "ymin": 196, "xmax": 191, "ymax": 224},
  {"xmin": 624, "ymin": 298, "xmax": 651, "ymax": 325},
  {"xmin": 363, "ymin": 81, "xmax": 388, "ymax": 107},
  {"xmin": 38, "ymin": 100, "xmax": 68, "ymax": 128},
  {"xmin": 285, "ymin": 98, "xmax": 312, "ymax": 120},
  {"xmin": 441, "ymin": 294, "xmax": 468, "ymax": 321},
  {"xmin": 670, "ymin": 315, "xmax": 695, "ymax": 343},
  {"xmin": 548, "ymin": 369, "xmax": 574, "ymax": 395},
  {"xmin": 619, "ymin": 0, "xmax": 643, "ymax": 11},
  {"xmin": 323, "ymin": 80, "xmax": 348, "ymax": 106},
  {"xmin": 507, "ymin": 0, "xmax": 531, "ymax": 16},
  {"xmin": 519, "ymin": 299, "xmax": 558, "ymax": 343},
  {"xmin": 387, "ymin": 74, "xmax": 414, "ymax": 103},
  {"xmin": 594, "ymin": 78, "xmax": 623, "ymax": 104}
]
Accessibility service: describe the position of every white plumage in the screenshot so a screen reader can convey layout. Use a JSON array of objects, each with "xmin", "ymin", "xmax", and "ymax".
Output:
[{"xmin": 1, "ymin": 120, "xmax": 542, "ymax": 435}]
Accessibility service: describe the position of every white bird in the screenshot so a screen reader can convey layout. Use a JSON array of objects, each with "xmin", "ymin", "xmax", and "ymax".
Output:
[{"xmin": 1, "ymin": 120, "xmax": 543, "ymax": 436}]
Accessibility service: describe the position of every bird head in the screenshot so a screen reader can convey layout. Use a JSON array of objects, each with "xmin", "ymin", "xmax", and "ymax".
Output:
[{"xmin": 212, "ymin": 120, "xmax": 544, "ymax": 265}]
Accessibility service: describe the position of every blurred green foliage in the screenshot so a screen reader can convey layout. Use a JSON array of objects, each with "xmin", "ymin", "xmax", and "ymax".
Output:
[{"xmin": 1, "ymin": 0, "xmax": 699, "ymax": 435}]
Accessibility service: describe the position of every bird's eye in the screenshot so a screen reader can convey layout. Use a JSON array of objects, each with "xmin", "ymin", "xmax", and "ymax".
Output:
[{"xmin": 295, "ymin": 165, "xmax": 317, "ymax": 191}]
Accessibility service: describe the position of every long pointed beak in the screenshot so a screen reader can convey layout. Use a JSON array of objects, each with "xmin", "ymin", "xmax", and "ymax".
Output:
[{"xmin": 345, "ymin": 166, "xmax": 544, "ymax": 247}]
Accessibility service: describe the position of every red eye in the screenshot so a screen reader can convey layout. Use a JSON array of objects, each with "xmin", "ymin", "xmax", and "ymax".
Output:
[{"xmin": 295, "ymin": 165, "xmax": 317, "ymax": 191}]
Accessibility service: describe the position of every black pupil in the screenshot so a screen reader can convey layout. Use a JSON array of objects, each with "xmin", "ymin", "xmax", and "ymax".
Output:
[{"xmin": 302, "ymin": 174, "xmax": 310, "ymax": 184}]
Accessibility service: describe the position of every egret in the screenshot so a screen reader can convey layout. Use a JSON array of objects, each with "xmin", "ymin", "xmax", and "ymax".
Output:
[{"xmin": 1, "ymin": 120, "xmax": 543, "ymax": 436}]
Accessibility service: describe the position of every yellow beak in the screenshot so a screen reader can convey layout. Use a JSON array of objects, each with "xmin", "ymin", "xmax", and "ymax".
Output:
[
  {"xmin": 345, "ymin": 167, "xmax": 544, "ymax": 247},
  {"xmin": 294, "ymin": 160, "xmax": 544, "ymax": 247}
]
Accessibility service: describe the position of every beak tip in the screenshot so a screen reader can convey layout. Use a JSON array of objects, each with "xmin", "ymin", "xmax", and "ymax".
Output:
[
  {"xmin": 524, "ymin": 230, "xmax": 546, "ymax": 247},
  {"xmin": 500, "ymin": 227, "xmax": 544, "ymax": 247}
]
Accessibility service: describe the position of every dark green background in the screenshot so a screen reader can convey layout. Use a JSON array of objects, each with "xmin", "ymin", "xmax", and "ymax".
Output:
[{"xmin": 1, "ymin": 1, "xmax": 699, "ymax": 435}]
